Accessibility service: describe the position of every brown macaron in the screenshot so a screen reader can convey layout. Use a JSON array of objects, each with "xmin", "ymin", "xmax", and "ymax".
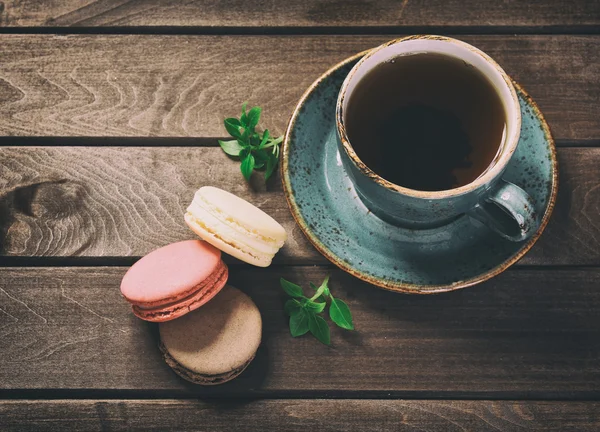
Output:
[{"xmin": 158, "ymin": 285, "xmax": 262, "ymax": 385}]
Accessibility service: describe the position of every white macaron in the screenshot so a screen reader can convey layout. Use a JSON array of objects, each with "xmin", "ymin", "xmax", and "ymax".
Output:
[{"xmin": 185, "ymin": 186, "xmax": 287, "ymax": 267}]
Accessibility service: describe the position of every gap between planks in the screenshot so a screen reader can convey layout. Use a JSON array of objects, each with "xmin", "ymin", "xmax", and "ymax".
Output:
[
  {"xmin": 0, "ymin": 26, "xmax": 599, "ymax": 36},
  {"xmin": 2, "ymin": 389, "xmax": 600, "ymax": 401},
  {"xmin": 0, "ymin": 138, "xmax": 598, "ymax": 148},
  {"xmin": 1, "ymin": 258, "xmax": 600, "ymax": 269}
]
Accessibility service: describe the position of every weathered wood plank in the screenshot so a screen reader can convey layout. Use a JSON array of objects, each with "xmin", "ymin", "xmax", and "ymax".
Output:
[
  {"xmin": 0, "ymin": 35, "xmax": 597, "ymax": 140},
  {"xmin": 1, "ymin": 267, "xmax": 599, "ymax": 395},
  {"xmin": 1, "ymin": 0, "xmax": 598, "ymax": 28},
  {"xmin": 1, "ymin": 400, "xmax": 599, "ymax": 432},
  {"xmin": 1, "ymin": 147, "xmax": 598, "ymax": 266}
]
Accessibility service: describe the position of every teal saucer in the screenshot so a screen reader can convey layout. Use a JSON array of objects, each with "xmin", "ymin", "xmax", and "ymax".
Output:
[{"xmin": 282, "ymin": 52, "xmax": 558, "ymax": 294}]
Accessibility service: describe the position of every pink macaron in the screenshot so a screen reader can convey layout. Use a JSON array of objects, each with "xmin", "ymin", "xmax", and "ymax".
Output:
[{"xmin": 120, "ymin": 240, "xmax": 228, "ymax": 322}]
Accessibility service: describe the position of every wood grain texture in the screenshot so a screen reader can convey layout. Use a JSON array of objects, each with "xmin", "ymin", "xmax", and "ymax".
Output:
[
  {"xmin": 1, "ymin": 266, "xmax": 600, "ymax": 395},
  {"xmin": 0, "ymin": 35, "xmax": 597, "ymax": 140},
  {"xmin": 1, "ymin": 400, "xmax": 599, "ymax": 432},
  {"xmin": 0, "ymin": 0, "xmax": 598, "ymax": 28},
  {"xmin": 1, "ymin": 147, "xmax": 599, "ymax": 266}
]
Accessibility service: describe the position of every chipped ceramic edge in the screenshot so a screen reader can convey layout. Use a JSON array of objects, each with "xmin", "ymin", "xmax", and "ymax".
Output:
[
  {"xmin": 337, "ymin": 35, "xmax": 522, "ymax": 200},
  {"xmin": 281, "ymin": 50, "xmax": 558, "ymax": 295}
]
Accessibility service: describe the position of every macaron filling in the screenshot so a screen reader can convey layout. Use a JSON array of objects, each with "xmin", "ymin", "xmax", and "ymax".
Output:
[
  {"xmin": 185, "ymin": 213, "xmax": 274, "ymax": 262},
  {"xmin": 159, "ymin": 341, "xmax": 253, "ymax": 385},
  {"xmin": 131, "ymin": 260, "xmax": 228, "ymax": 320},
  {"xmin": 188, "ymin": 194, "xmax": 284, "ymax": 248}
]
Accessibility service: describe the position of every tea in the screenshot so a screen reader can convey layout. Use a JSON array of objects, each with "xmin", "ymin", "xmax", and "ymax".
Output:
[{"xmin": 345, "ymin": 53, "xmax": 507, "ymax": 191}]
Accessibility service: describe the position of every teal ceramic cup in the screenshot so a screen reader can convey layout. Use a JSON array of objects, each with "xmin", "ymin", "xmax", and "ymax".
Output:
[{"xmin": 336, "ymin": 36, "xmax": 539, "ymax": 242}]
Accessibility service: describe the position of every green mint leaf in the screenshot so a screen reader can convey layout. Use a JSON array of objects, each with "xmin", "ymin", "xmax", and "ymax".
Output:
[
  {"xmin": 247, "ymin": 106, "xmax": 262, "ymax": 130},
  {"xmin": 248, "ymin": 133, "xmax": 260, "ymax": 148},
  {"xmin": 302, "ymin": 299, "xmax": 326, "ymax": 314},
  {"xmin": 239, "ymin": 147, "xmax": 250, "ymax": 161},
  {"xmin": 240, "ymin": 102, "xmax": 248, "ymax": 126},
  {"xmin": 259, "ymin": 129, "xmax": 270, "ymax": 148},
  {"xmin": 253, "ymin": 149, "xmax": 269, "ymax": 168},
  {"xmin": 223, "ymin": 104, "xmax": 281, "ymax": 184},
  {"xmin": 319, "ymin": 275, "xmax": 331, "ymax": 297},
  {"xmin": 237, "ymin": 138, "xmax": 250, "ymax": 148},
  {"xmin": 280, "ymin": 278, "xmax": 304, "ymax": 298},
  {"xmin": 242, "ymin": 126, "xmax": 251, "ymax": 140},
  {"xmin": 218, "ymin": 139, "xmax": 244, "ymax": 156},
  {"xmin": 308, "ymin": 313, "xmax": 330, "ymax": 345},
  {"xmin": 329, "ymin": 297, "xmax": 354, "ymax": 330},
  {"xmin": 240, "ymin": 153, "xmax": 255, "ymax": 181},
  {"xmin": 284, "ymin": 299, "xmax": 302, "ymax": 316},
  {"xmin": 225, "ymin": 117, "xmax": 241, "ymax": 127},
  {"xmin": 265, "ymin": 153, "xmax": 278, "ymax": 181},
  {"xmin": 253, "ymin": 153, "xmax": 266, "ymax": 169},
  {"xmin": 309, "ymin": 282, "xmax": 326, "ymax": 302},
  {"xmin": 224, "ymin": 118, "xmax": 242, "ymax": 139},
  {"xmin": 290, "ymin": 308, "xmax": 309, "ymax": 337}
]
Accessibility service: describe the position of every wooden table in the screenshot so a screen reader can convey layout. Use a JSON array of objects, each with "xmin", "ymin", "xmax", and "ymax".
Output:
[{"xmin": 1, "ymin": 1, "xmax": 600, "ymax": 430}]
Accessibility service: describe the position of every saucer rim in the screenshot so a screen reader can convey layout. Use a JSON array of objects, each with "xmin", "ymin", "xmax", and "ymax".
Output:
[{"xmin": 281, "ymin": 51, "xmax": 559, "ymax": 294}]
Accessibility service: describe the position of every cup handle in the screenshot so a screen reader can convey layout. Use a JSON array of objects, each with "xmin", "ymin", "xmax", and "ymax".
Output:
[{"xmin": 467, "ymin": 179, "xmax": 540, "ymax": 242}]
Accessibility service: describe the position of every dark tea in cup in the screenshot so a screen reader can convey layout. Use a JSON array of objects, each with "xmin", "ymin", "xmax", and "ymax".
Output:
[{"xmin": 344, "ymin": 53, "xmax": 507, "ymax": 192}]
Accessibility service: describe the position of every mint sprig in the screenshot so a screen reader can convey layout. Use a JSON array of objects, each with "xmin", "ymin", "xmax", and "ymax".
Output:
[
  {"xmin": 281, "ymin": 276, "xmax": 354, "ymax": 345},
  {"xmin": 219, "ymin": 103, "xmax": 283, "ymax": 181}
]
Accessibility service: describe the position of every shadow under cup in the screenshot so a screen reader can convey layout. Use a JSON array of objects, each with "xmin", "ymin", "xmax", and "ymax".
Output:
[{"xmin": 336, "ymin": 36, "xmax": 540, "ymax": 242}]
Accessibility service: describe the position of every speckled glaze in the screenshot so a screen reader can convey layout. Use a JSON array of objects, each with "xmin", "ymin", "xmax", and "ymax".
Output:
[
  {"xmin": 336, "ymin": 36, "xmax": 538, "ymax": 241},
  {"xmin": 281, "ymin": 52, "xmax": 558, "ymax": 294}
]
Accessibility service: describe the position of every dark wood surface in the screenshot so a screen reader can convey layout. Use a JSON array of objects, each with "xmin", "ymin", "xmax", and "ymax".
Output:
[
  {"xmin": 1, "ymin": 0, "xmax": 599, "ymax": 430},
  {"xmin": 1, "ymin": 0, "xmax": 598, "ymax": 29},
  {"xmin": 1, "ymin": 266, "xmax": 600, "ymax": 396},
  {"xmin": 0, "ymin": 35, "xmax": 597, "ymax": 141},
  {"xmin": 1, "ymin": 147, "xmax": 599, "ymax": 266},
  {"xmin": 1, "ymin": 400, "xmax": 599, "ymax": 432}
]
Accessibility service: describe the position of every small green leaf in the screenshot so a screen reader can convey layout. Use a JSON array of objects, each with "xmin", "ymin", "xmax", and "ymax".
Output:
[
  {"xmin": 308, "ymin": 313, "xmax": 330, "ymax": 345},
  {"xmin": 225, "ymin": 117, "xmax": 241, "ymax": 127},
  {"xmin": 259, "ymin": 129, "xmax": 270, "ymax": 148},
  {"xmin": 290, "ymin": 308, "xmax": 309, "ymax": 337},
  {"xmin": 246, "ymin": 132, "xmax": 260, "ymax": 148},
  {"xmin": 312, "ymin": 276, "xmax": 331, "ymax": 298},
  {"xmin": 237, "ymin": 137, "xmax": 250, "ymax": 148},
  {"xmin": 253, "ymin": 149, "xmax": 269, "ymax": 169},
  {"xmin": 309, "ymin": 282, "xmax": 326, "ymax": 302},
  {"xmin": 242, "ymin": 126, "xmax": 252, "ymax": 140},
  {"xmin": 240, "ymin": 102, "xmax": 248, "ymax": 126},
  {"xmin": 240, "ymin": 153, "xmax": 255, "ymax": 181},
  {"xmin": 284, "ymin": 299, "xmax": 302, "ymax": 316},
  {"xmin": 224, "ymin": 118, "xmax": 242, "ymax": 139},
  {"xmin": 247, "ymin": 106, "xmax": 262, "ymax": 130},
  {"xmin": 265, "ymin": 153, "xmax": 279, "ymax": 181},
  {"xmin": 280, "ymin": 278, "xmax": 304, "ymax": 298},
  {"xmin": 318, "ymin": 276, "xmax": 331, "ymax": 297},
  {"xmin": 218, "ymin": 139, "xmax": 244, "ymax": 156},
  {"xmin": 329, "ymin": 297, "xmax": 354, "ymax": 330},
  {"xmin": 302, "ymin": 299, "xmax": 326, "ymax": 314}
]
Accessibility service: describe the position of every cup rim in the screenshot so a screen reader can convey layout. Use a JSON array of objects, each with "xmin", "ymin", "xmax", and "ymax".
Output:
[{"xmin": 336, "ymin": 35, "xmax": 522, "ymax": 199}]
